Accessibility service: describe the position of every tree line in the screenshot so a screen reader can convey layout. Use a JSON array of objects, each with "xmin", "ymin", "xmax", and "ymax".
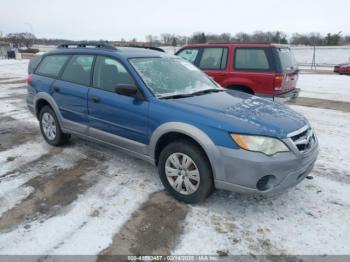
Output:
[{"xmin": 1, "ymin": 31, "xmax": 350, "ymax": 48}]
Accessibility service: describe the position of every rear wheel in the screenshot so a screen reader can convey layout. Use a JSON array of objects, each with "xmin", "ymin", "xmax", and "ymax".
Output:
[
  {"xmin": 158, "ymin": 140, "xmax": 214, "ymax": 203},
  {"xmin": 39, "ymin": 106, "xmax": 70, "ymax": 146}
]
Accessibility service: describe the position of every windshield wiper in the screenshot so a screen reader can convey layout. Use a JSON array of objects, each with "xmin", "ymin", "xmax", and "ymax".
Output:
[
  {"xmin": 159, "ymin": 93, "xmax": 193, "ymax": 99},
  {"xmin": 189, "ymin": 88, "xmax": 224, "ymax": 96},
  {"xmin": 159, "ymin": 89, "xmax": 224, "ymax": 100}
]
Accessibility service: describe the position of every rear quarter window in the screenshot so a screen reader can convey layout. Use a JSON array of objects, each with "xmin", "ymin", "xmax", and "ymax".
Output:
[
  {"xmin": 35, "ymin": 55, "xmax": 69, "ymax": 78},
  {"xmin": 234, "ymin": 48, "xmax": 271, "ymax": 71}
]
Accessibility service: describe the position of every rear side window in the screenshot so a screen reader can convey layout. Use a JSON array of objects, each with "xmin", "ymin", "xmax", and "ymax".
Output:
[
  {"xmin": 93, "ymin": 56, "xmax": 134, "ymax": 92},
  {"xmin": 234, "ymin": 48, "xmax": 270, "ymax": 71},
  {"xmin": 61, "ymin": 55, "xmax": 94, "ymax": 86},
  {"xmin": 36, "ymin": 55, "xmax": 69, "ymax": 77},
  {"xmin": 199, "ymin": 48, "xmax": 228, "ymax": 70},
  {"xmin": 177, "ymin": 48, "xmax": 199, "ymax": 63}
]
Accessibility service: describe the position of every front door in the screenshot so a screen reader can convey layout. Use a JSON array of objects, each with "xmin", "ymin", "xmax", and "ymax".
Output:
[{"xmin": 88, "ymin": 56, "xmax": 149, "ymax": 151}]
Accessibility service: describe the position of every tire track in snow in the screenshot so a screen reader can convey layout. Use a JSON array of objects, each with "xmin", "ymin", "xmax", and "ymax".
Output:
[
  {"xmin": 0, "ymin": 158, "xmax": 98, "ymax": 232},
  {"xmin": 99, "ymin": 191, "xmax": 188, "ymax": 256}
]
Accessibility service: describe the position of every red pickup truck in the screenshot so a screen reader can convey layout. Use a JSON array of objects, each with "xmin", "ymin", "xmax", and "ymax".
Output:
[{"xmin": 175, "ymin": 43, "xmax": 300, "ymax": 100}]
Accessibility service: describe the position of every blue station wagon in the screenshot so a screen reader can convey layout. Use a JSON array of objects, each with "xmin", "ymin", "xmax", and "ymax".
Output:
[{"xmin": 26, "ymin": 43, "xmax": 319, "ymax": 203}]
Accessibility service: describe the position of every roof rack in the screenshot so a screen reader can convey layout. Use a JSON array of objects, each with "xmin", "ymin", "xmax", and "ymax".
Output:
[
  {"xmin": 125, "ymin": 45, "xmax": 165, "ymax": 52},
  {"xmin": 57, "ymin": 42, "xmax": 117, "ymax": 50}
]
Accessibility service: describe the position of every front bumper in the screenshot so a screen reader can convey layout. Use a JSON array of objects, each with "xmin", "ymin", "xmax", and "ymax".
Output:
[{"xmin": 214, "ymin": 137, "xmax": 319, "ymax": 194}]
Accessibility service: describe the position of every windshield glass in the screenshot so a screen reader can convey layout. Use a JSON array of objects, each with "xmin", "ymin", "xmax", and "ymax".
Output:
[
  {"xmin": 276, "ymin": 48, "xmax": 298, "ymax": 71},
  {"xmin": 129, "ymin": 57, "xmax": 220, "ymax": 98}
]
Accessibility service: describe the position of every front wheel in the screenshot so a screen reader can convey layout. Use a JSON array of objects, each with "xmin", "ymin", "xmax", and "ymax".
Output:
[{"xmin": 158, "ymin": 140, "xmax": 214, "ymax": 204}]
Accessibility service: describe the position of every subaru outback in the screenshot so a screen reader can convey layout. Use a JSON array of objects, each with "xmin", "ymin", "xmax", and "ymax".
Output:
[{"xmin": 26, "ymin": 43, "xmax": 318, "ymax": 203}]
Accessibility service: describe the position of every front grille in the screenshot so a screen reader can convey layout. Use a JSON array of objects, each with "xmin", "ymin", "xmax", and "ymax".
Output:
[{"xmin": 289, "ymin": 126, "xmax": 316, "ymax": 153}]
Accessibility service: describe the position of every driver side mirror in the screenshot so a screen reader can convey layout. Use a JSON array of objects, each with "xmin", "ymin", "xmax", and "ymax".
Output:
[{"xmin": 115, "ymin": 84, "xmax": 143, "ymax": 100}]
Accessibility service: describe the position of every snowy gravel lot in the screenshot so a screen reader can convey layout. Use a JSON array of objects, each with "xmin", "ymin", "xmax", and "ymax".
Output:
[{"xmin": 0, "ymin": 59, "xmax": 349, "ymax": 257}]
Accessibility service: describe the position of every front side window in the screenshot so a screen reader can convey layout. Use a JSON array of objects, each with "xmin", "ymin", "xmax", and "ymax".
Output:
[
  {"xmin": 234, "ymin": 48, "xmax": 270, "ymax": 71},
  {"xmin": 93, "ymin": 56, "xmax": 134, "ymax": 92},
  {"xmin": 36, "ymin": 55, "xmax": 69, "ymax": 77},
  {"xmin": 130, "ymin": 57, "xmax": 219, "ymax": 98},
  {"xmin": 61, "ymin": 55, "xmax": 94, "ymax": 86},
  {"xmin": 177, "ymin": 48, "xmax": 199, "ymax": 64},
  {"xmin": 199, "ymin": 48, "xmax": 228, "ymax": 70}
]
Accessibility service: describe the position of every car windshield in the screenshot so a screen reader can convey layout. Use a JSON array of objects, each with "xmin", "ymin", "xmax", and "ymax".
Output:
[
  {"xmin": 276, "ymin": 48, "xmax": 298, "ymax": 71},
  {"xmin": 129, "ymin": 57, "xmax": 220, "ymax": 98}
]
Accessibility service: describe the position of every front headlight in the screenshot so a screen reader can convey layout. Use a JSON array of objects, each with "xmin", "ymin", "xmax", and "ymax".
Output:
[{"xmin": 231, "ymin": 134, "xmax": 289, "ymax": 156}]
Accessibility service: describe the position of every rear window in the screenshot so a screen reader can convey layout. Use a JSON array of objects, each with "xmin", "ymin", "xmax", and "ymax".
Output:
[
  {"xmin": 276, "ymin": 48, "xmax": 297, "ymax": 71},
  {"xmin": 234, "ymin": 48, "xmax": 270, "ymax": 71},
  {"xmin": 36, "ymin": 55, "xmax": 69, "ymax": 77},
  {"xmin": 199, "ymin": 47, "xmax": 228, "ymax": 70}
]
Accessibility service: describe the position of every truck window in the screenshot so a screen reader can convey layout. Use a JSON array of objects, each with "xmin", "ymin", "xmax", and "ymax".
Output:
[
  {"xmin": 177, "ymin": 48, "xmax": 199, "ymax": 64},
  {"xmin": 234, "ymin": 48, "xmax": 270, "ymax": 71},
  {"xmin": 199, "ymin": 48, "xmax": 228, "ymax": 70}
]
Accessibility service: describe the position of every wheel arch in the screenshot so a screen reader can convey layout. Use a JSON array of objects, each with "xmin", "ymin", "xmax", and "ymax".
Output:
[
  {"xmin": 149, "ymin": 122, "xmax": 222, "ymax": 180},
  {"xmin": 34, "ymin": 92, "xmax": 64, "ymax": 126},
  {"xmin": 226, "ymin": 85, "xmax": 254, "ymax": 94}
]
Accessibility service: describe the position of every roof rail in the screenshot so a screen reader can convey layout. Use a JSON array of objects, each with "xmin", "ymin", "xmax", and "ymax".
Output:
[
  {"xmin": 57, "ymin": 42, "xmax": 117, "ymax": 50},
  {"xmin": 125, "ymin": 45, "xmax": 165, "ymax": 52}
]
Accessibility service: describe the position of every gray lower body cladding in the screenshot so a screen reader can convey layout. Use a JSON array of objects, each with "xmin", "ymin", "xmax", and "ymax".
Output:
[{"xmin": 214, "ymin": 142, "xmax": 318, "ymax": 194}]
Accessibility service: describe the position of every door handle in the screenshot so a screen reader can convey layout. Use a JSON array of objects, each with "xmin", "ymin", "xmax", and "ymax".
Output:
[
  {"xmin": 91, "ymin": 96, "xmax": 100, "ymax": 103},
  {"xmin": 53, "ymin": 86, "xmax": 60, "ymax": 92}
]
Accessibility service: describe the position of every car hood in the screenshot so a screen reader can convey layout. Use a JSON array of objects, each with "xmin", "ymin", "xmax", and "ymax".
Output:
[{"xmin": 162, "ymin": 90, "xmax": 308, "ymax": 138}]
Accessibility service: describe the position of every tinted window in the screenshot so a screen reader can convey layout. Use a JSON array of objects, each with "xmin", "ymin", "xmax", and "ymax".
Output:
[
  {"xmin": 199, "ymin": 48, "xmax": 228, "ymax": 70},
  {"xmin": 93, "ymin": 56, "xmax": 134, "ymax": 92},
  {"xmin": 276, "ymin": 48, "xmax": 297, "ymax": 71},
  {"xmin": 36, "ymin": 55, "xmax": 69, "ymax": 77},
  {"xmin": 234, "ymin": 48, "xmax": 270, "ymax": 70},
  {"xmin": 177, "ymin": 48, "xmax": 199, "ymax": 63},
  {"xmin": 61, "ymin": 55, "xmax": 94, "ymax": 86}
]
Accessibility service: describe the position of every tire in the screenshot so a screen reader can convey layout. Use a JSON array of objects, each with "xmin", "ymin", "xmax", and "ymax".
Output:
[
  {"xmin": 158, "ymin": 139, "xmax": 214, "ymax": 204},
  {"xmin": 39, "ymin": 105, "xmax": 70, "ymax": 146}
]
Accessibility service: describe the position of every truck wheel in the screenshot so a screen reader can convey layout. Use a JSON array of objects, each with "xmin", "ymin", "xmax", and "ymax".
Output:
[
  {"xmin": 158, "ymin": 139, "xmax": 214, "ymax": 204},
  {"xmin": 39, "ymin": 105, "xmax": 70, "ymax": 146}
]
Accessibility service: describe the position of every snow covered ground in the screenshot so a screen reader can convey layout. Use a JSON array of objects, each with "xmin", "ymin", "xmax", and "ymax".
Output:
[
  {"xmin": 0, "ymin": 60, "xmax": 349, "ymax": 256},
  {"xmin": 298, "ymin": 74, "xmax": 350, "ymax": 102}
]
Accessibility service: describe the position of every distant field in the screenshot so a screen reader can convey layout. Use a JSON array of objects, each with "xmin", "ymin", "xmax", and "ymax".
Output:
[{"xmin": 291, "ymin": 46, "xmax": 350, "ymax": 66}]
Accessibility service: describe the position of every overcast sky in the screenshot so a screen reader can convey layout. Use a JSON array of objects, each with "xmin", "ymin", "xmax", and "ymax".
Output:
[{"xmin": 1, "ymin": 0, "xmax": 349, "ymax": 40}]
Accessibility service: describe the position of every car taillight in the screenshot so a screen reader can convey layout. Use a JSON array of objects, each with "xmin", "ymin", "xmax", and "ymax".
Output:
[
  {"xmin": 26, "ymin": 74, "xmax": 33, "ymax": 86},
  {"xmin": 273, "ymin": 74, "xmax": 284, "ymax": 91}
]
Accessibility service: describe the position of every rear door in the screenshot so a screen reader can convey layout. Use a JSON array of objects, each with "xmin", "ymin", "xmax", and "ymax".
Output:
[
  {"xmin": 230, "ymin": 47, "xmax": 275, "ymax": 95},
  {"xmin": 51, "ymin": 54, "xmax": 94, "ymax": 133},
  {"xmin": 88, "ymin": 56, "xmax": 149, "ymax": 147},
  {"xmin": 197, "ymin": 47, "xmax": 229, "ymax": 86}
]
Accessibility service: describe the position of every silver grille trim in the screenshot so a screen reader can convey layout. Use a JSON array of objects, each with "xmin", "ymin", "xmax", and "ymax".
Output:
[{"xmin": 288, "ymin": 125, "xmax": 316, "ymax": 153}]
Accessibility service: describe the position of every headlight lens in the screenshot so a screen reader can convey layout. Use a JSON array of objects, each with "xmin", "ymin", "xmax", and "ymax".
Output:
[{"xmin": 231, "ymin": 134, "xmax": 289, "ymax": 156}]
